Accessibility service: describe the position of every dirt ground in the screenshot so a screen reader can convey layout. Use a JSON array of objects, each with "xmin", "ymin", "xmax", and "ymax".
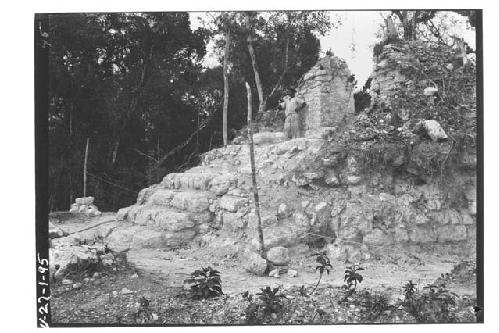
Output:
[
  {"xmin": 49, "ymin": 235, "xmax": 477, "ymax": 325},
  {"xmin": 126, "ymin": 246, "xmax": 475, "ymax": 297}
]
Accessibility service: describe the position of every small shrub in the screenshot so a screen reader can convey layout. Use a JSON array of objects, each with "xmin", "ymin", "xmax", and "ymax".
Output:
[
  {"xmin": 241, "ymin": 290, "xmax": 253, "ymax": 302},
  {"xmin": 356, "ymin": 291, "xmax": 391, "ymax": 322},
  {"xmin": 344, "ymin": 264, "xmax": 364, "ymax": 291},
  {"xmin": 256, "ymin": 286, "xmax": 286, "ymax": 314},
  {"xmin": 404, "ymin": 283, "xmax": 458, "ymax": 323},
  {"xmin": 299, "ymin": 285, "xmax": 309, "ymax": 297},
  {"xmin": 134, "ymin": 296, "xmax": 153, "ymax": 324},
  {"xmin": 244, "ymin": 286, "xmax": 286, "ymax": 324},
  {"xmin": 185, "ymin": 266, "xmax": 223, "ymax": 299},
  {"xmin": 403, "ymin": 280, "xmax": 418, "ymax": 301},
  {"xmin": 310, "ymin": 251, "xmax": 333, "ymax": 295}
]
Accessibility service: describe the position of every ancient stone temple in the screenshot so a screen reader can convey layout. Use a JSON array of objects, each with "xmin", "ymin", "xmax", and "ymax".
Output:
[{"xmin": 296, "ymin": 55, "xmax": 355, "ymax": 137}]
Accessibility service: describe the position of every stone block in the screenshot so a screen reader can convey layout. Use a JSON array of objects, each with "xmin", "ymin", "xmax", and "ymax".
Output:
[
  {"xmin": 170, "ymin": 191, "xmax": 214, "ymax": 212},
  {"xmin": 147, "ymin": 189, "xmax": 176, "ymax": 206},
  {"xmin": 220, "ymin": 195, "xmax": 248, "ymax": 212},
  {"xmin": 209, "ymin": 174, "xmax": 238, "ymax": 196},
  {"xmin": 153, "ymin": 210, "xmax": 195, "ymax": 231},
  {"xmin": 266, "ymin": 246, "xmax": 290, "ymax": 265},
  {"xmin": 242, "ymin": 249, "xmax": 267, "ymax": 276}
]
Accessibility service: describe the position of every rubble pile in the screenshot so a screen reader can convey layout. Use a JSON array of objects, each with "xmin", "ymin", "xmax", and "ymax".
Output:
[
  {"xmin": 69, "ymin": 196, "xmax": 102, "ymax": 216},
  {"xmin": 364, "ymin": 41, "xmax": 476, "ymax": 148},
  {"xmin": 327, "ymin": 41, "xmax": 477, "ymax": 180}
]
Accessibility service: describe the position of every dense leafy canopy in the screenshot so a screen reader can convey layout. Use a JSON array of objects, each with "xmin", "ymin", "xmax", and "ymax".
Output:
[{"xmin": 44, "ymin": 11, "xmax": 329, "ymax": 212}]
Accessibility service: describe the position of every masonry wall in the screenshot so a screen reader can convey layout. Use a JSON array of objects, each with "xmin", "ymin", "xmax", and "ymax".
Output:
[{"xmin": 297, "ymin": 55, "xmax": 355, "ymax": 135}]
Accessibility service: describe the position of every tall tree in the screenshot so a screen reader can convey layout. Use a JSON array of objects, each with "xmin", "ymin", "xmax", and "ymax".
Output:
[{"xmin": 210, "ymin": 11, "xmax": 334, "ymax": 116}]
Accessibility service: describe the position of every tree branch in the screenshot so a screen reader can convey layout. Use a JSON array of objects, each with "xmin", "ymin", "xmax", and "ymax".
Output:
[
  {"xmin": 133, "ymin": 148, "xmax": 159, "ymax": 163},
  {"xmin": 156, "ymin": 119, "xmax": 210, "ymax": 167}
]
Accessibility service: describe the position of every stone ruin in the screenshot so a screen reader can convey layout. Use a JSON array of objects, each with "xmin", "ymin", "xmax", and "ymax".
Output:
[
  {"xmin": 296, "ymin": 55, "xmax": 355, "ymax": 137},
  {"xmin": 69, "ymin": 196, "xmax": 102, "ymax": 216},
  {"xmin": 49, "ymin": 48, "xmax": 477, "ymax": 278},
  {"xmin": 235, "ymin": 55, "xmax": 356, "ymax": 144},
  {"xmin": 368, "ymin": 40, "xmax": 474, "ymax": 112}
]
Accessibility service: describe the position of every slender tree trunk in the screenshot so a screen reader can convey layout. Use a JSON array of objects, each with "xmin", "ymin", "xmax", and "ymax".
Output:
[
  {"xmin": 246, "ymin": 15, "xmax": 266, "ymax": 114},
  {"xmin": 267, "ymin": 36, "xmax": 289, "ymax": 101},
  {"xmin": 83, "ymin": 138, "xmax": 89, "ymax": 197},
  {"xmin": 222, "ymin": 30, "xmax": 231, "ymax": 146},
  {"xmin": 245, "ymin": 81, "xmax": 264, "ymax": 257}
]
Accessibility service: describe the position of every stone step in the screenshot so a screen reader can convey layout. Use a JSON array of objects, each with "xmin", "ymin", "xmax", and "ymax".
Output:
[
  {"xmin": 106, "ymin": 223, "xmax": 201, "ymax": 251},
  {"xmin": 184, "ymin": 165, "xmax": 219, "ymax": 174},
  {"xmin": 128, "ymin": 206, "xmax": 213, "ymax": 232},
  {"xmin": 161, "ymin": 172, "xmax": 219, "ymax": 191},
  {"xmin": 106, "ymin": 224, "xmax": 167, "ymax": 251},
  {"xmin": 160, "ymin": 171, "xmax": 239, "ymax": 196},
  {"xmin": 252, "ymin": 131, "xmax": 285, "ymax": 145},
  {"xmin": 146, "ymin": 189, "xmax": 215, "ymax": 213}
]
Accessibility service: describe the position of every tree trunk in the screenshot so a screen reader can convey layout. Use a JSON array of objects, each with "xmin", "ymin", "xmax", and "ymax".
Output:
[
  {"xmin": 222, "ymin": 30, "xmax": 231, "ymax": 146},
  {"xmin": 267, "ymin": 36, "xmax": 289, "ymax": 101},
  {"xmin": 396, "ymin": 11, "xmax": 417, "ymax": 41},
  {"xmin": 245, "ymin": 81, "xmax": 264, "ymax": 257},
  {"xmin": 246, "ymin": 15, "xmax": 266, "ymax": 115},
  {"xmin": 83, "ymin": 137, "xmax": 89, "ymax": 197}
]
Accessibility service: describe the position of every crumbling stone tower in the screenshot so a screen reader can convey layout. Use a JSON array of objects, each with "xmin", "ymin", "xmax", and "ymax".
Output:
[{"xmin": 296, "ymin": 55, "xmax": 355, "ymax": 137}]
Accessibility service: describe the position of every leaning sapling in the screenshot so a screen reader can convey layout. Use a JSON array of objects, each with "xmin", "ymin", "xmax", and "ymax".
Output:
[{"xmin": 310, "ymin": 251, "xmax": 333, "ymax": 295}]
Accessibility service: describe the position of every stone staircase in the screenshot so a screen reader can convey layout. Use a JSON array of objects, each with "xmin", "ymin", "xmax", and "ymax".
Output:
[
  {"xmin": 106, "ymin": 132, "xmax": 325, "ymax": 253},
  {"xmin": 108, "ymin": 168, "xmax": 235, "ymax": 251}
]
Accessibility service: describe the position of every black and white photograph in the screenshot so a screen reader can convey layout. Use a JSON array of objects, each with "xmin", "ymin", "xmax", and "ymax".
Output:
[{"xmin": 20, "ymin": 1, "xmax": 499, "ymax": 329}]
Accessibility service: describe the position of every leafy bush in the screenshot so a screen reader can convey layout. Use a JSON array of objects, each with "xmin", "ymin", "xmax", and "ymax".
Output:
[
  {"xmin": 344, "ymin": 264, "xmax": 364, "ymax": 291},
  {"xmin": 403, "ymin": 280, "xmax": 418, "ymax": 301},
  {"xmin": 185, "ymin": 266, "xmax": 223, "ymax": 299},
  {"xmin": 243, "ymin": 286, "xmax": 286, "ymax": 324},
  {"xmin": 355, "ymin": 291, "xmax": 392, "ymax": 322},
  {"xmin": 256, "ymin": 286, "xmax": 286, "ymax": 314},
  {"xmin": 404, "ymin": 283, "xmax": 459, "ymax": 323}
]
